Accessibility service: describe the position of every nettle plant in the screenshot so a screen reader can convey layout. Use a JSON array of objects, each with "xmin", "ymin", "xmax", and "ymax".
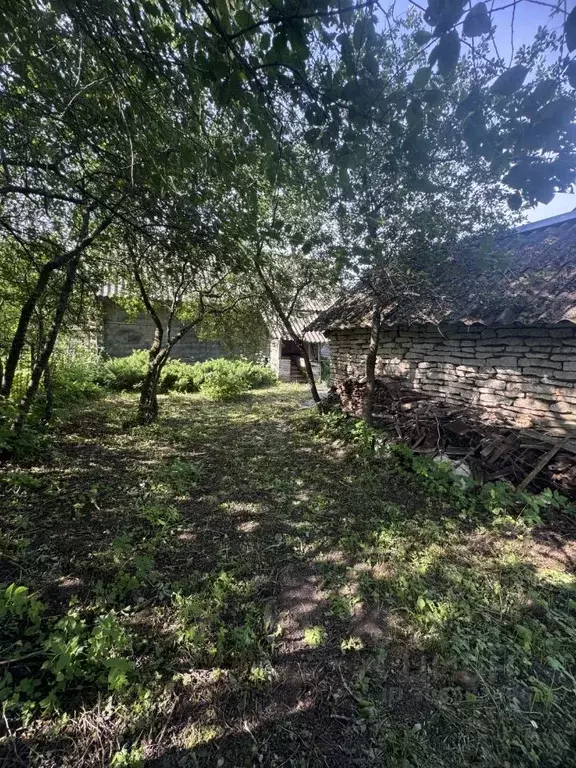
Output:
[
  {"xmin": 0, "ymin": 584, "xmax": 135, "ymax": 716},
  {"xmin": 318, "ymin": 410, "xmax": 574, "ymax": 525}
]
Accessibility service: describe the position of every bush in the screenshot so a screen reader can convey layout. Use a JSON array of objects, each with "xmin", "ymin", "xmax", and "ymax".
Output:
[
  {"xmin": 50, "ymin": 351, "xmax": 106, "ymax": 404},
  {"xmin": 199, "ymin": 359, "xmax": 276, "ymax": 401},
  {"xmin": 201, "ymin": 368, "xmax": 247, "ymax": 401},
  {"xmin": 98, "ymin": 353, "xmax": 276, "ymax": 398},
  {"xmin": 200, "ymin": 359, "xmax": 275, "ymax": 390},
  {"xmin": 0, "ymin": 583, "xmax": 136, "ymax": 715},
  {"xmin": 159, "ymin": 359, "xmax": 202, "ymax": 393},
  {"xmin": 102, "ymin": 350, "xmax": 149, "ymax": 391}
]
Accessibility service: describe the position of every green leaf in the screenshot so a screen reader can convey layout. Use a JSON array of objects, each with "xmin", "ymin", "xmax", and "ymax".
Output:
[
  {"xmin": 413, "ymin": 30, "xmax": 433, "ymax": 47},
  {"xmin": 503, "ymin": 162, "xmax": 530, "ymax": 190},
  {"xmin": 516, "ymin": 624, "xmax": 532, "ymax": 646},
  {"xmin": 260, "ymin": 32, "xmax": 270, "ymax": 51},
  {"xmin": 363, "ymin": 52, "xmax": 379, "ymax": 77},
  {"xmin": 143, "ymin": 1, "xmax": 161, "ymax": 17},
  {"xmin": 412, "ymin": 66, "xmax": 432, "ymax": 89},
  {"xmin": 536, "ymin": 96, "xmax": 576, "ymax": 132},
  {"xmin": 490, "ymin": 65, "xmax": 529, "ymax": 96},
  {"xmin": 462, "ymin": 111, "xmax": 485, "ymax": 150},
  {"xmin": 429, "ymin": 31, "xmax": 460, "ymax": 77},
  {"xmin": 462, "ymin": 3, "xmax": 491, "ymax": 37},
  {"xmin": 534, "ymin": 181, "xmax": 555, "ymax": 205},
  {"xmin": 406, "ymin": 100, "xmax": 425, "ymax": 131},
  {"xmin": 215, "ymin": 0, "xmax": 231, "ymax": 30},
  {"xmin": 234, "ymin": 9, "xmax": 254, "ymax": 29},
  {"xmin": 353, "ymin": 18, "xmax": 365, "ymax": 50},
  {"xmin": 304, "ymin": 127, "xmax": 321, "ymax": 146},
  {"xmin": 567, "ymin": 61, "xmax": 576, "ymax": 90},
  {"xmin": 427, "ymin": 0, "xmax": 466, "ymax": 36},
  {"xmin": 507, "ymin": 192, "xmax": 522, "ymax": 211},
  {"xmin": 455, "ymin": 88, "xmax": 481, "ymax": 119},
  {"xmin": 565, "ymin": 8, "xmax": 576, "ymax": 52},
  {"xmin": 422, "ymin": 87, "xmax": 442, "ymax": 106},
  {"xmin": 521, "ymin": 79, "xmax": 557, "ymax": 117}
]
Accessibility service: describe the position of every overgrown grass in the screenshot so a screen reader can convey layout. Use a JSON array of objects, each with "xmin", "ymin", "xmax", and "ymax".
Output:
[
  {"xmin": 1, "ymin": 385, "xmax": 575, "ymax": 767},
  {"xmin": 103, "ymin": 351, "xmax": 276, "ymax": 398}
]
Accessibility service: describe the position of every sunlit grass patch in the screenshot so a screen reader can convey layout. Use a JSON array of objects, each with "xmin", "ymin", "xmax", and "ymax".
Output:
[{"xmin": 1, "ymin": 384, "xmax": 576, "ymax": 767}]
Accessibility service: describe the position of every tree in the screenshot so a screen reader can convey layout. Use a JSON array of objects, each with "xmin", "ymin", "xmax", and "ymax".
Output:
[
  {"xmin": 0, "ymin": 0, "xmax": 254, "ymax": 430},
  {"xmin": 112, "ymin": 225, "xmax": 252, "ymax": 423},
  {"xmin": 296, "ymin": 5, "xmax": 576, "ymax": 421},
  {"xmin": 243, "ymin": 168, "xmax": 338, "ymax": 403},
  {"xmin": 3, "ymin": 0, "xmax": 576, "ymax": 432}
]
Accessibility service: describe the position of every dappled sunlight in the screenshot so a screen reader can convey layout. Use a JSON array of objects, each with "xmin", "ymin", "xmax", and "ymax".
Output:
[{"xmin": 2, "ymin": 385, "xmax": 576, "ymax": 767}]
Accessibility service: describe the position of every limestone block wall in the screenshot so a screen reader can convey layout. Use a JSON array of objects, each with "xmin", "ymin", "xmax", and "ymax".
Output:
[
  {"xmin": 101, "ymin": 300, "xmax": 223, "ymax": 362},
  {"xmin": 328, "ymin": 324, "xmax": 576, "ymax": 435}
]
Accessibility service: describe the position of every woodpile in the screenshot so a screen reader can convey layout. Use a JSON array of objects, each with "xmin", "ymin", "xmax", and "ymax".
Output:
[{"xmin": 334, "ymin": 377, "xmax": 576, "ymax": 496}]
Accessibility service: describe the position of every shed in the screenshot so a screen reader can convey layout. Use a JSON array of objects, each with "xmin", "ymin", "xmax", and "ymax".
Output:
[
  {"xmin": 267, "ymin": 301, "xmax": 329, "ymax": 382},
  {"xmin": 96, "ymin": 285, "xmax": 223, "ymax": 362},
  {"xmin": 310, "ymin": 210, "xmax": 576, "ymax": 436},
  {"xmin": 96, "ymin": 287, "xmax": 330, "ymax": 382}
]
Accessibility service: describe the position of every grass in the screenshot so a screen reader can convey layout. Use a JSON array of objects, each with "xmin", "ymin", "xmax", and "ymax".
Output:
[{"xmin": 1, "ymin": 384, "xmax": 576, "ymax": 767}]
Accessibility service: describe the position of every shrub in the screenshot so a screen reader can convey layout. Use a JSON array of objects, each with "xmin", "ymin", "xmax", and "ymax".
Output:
[
  {"xmin": 159, "ymin": 359, "xmax": 202, "ymax": 393},
  {"xmin": 200, "ymin": 359, "xmax": 275, "ymax": 389},
  {"xmin": 50, "ymin": 351, "xmax": 106, "ymax": 404},
  {"xmin": 199, "ymin": 359, "xmax": 276, "ymax": 401},
  {"xmin": 0, "ymin": 583, "xmax": 135, "ymax": 715},
  {"xmin": 98, "ymin": 354, "xmax": 276, "ymax": 398},
  {"xmin": 102, "ymin": 350, "xmax": 149, "ymax": 391},
  {"xmin": 201, "ymin": 368, "xmax": 247, "ymax": 401}
]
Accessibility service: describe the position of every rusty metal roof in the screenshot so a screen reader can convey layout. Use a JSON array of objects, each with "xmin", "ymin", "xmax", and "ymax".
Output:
[
  {"xmin": 310, "ymin": 211, "xmax": 576, "ymax": 331},
  {"xmin": 96, "ymin": 283, "xmax": 126, "ymax": 298},
  {"xmin": 269, "ymin": 301, "xmax": 329, "ymax": 343},
  {"xmin": 286, "ymin": 314, "xmax": 327, "ymax": 344}
]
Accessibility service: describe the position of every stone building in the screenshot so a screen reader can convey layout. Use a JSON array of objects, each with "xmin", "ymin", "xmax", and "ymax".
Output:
[
  {"xmin": 266, "ymin": 301, "xmax": 329, "ymax": 382},
  {"xmin": 310, "ymin": 210, "xmax": 576, "ymax": 436},
  {"xmin": 97, "ymin": 288, "xmax": 330, "ymax": 382},
  {"xmin": 97, "ymin": 286, "xmax": 223, "ymax": 362}
]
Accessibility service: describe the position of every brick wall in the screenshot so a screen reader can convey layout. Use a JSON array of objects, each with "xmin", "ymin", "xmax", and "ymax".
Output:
[
  {"xmin": 328, "ymin": 324, "xmax": 576, "ymax": 435},
  {"xmin": 101, "ymin": 300, "xmax": 223, "ymax": 362}
]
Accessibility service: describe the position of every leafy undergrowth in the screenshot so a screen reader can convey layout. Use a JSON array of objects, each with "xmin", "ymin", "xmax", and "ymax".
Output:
[{"xmin": 1, "ymin": 385, "xmax": 576, "ymax": 767}]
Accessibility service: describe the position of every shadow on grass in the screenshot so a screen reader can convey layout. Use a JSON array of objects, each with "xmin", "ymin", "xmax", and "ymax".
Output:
[{"xmin": 1, "ymin": 387, "xmax": 576, "ymax": 767}]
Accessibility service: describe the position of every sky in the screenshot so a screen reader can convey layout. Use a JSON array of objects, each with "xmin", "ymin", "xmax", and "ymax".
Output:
[
  {"xmin": 390, "ymin": 1, "xmax": 576, "ymax": 223},
  {"xmin": 493, "ymin": 3, "xmax": 576, "ymax": 222}
]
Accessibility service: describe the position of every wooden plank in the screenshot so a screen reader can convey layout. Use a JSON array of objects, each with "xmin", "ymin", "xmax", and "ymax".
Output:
[
  {"xmin": 519, "ymin": 428, "xmax": 576, "ymax": 456},
  {"xmin": 517, "ymin": 439, "xmax": 568, "ymax": 492}
]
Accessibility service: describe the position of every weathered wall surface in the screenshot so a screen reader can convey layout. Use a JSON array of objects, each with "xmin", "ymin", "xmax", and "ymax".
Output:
[
  {"xmin": 101, "ymin": 300, "xmax": 223, "ymax": 362},
  {"xmin": 328, "ymin": 324, "xmax": 576, "ymax": 435}
]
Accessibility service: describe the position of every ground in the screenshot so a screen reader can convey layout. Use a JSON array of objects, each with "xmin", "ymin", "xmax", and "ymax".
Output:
[{"xmin": 1, "ymin": 384, "xmax": 576, "ymax": 767}]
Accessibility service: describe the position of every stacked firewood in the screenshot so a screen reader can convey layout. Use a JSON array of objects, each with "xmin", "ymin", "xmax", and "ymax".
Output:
[{"xmin": 333, "ymin": 377, "xmax": 576, "ymax": 496}]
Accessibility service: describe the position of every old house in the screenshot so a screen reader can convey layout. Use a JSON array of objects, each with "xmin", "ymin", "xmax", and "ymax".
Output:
[
  {"xmin": 97, "ymin": 285, "xmax": 223, "ymax": 361},
  {"xmin": 311, "ymin": 210, "xmax": 576, "ymax": 436},
  {"xmin": 266, "ymin": 301, "xmax": 329, "ymax": 382},
  {"xmin": 97, "ymin": 288, "xmax": 330, "ymax": 382}
]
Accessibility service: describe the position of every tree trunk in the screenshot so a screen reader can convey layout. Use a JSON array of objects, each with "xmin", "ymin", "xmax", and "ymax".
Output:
[
  {"xmin": 1, "ymin": 264, "xmax": 55, "ymax": 399},
  {"xmin": 41, "ymin": 364, "xmax": 54, "ymax": 426},
  {"xmin": 254, "ymin": 261, "xmax": 321, "ymax": 403},
  {"xmin": 137, "ymin": 346, "xmax": 169, "ymax": 426},
  {"xmin": 1, "ymin": 209, "xmax": 112, "ymax": 400},
  {"xmin": 363, "ymin": 300, "xmax": 382, "ymax": 426},
  {"xmin": 12, "ymin": 255, "xmax": 80, "ymax": 435},
  {"xmin": 295, "ymin": 343, "xmax": 321, "ymax": 402}
]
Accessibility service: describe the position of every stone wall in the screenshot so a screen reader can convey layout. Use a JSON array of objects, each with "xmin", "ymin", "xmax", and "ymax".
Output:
[
  {"xmin": 328, "ymin": 324, "xmax": 576, "ymax": 435},
  {"xmin": 101, "ymin": 300, "xmax": 223, "ymax": 362}
]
